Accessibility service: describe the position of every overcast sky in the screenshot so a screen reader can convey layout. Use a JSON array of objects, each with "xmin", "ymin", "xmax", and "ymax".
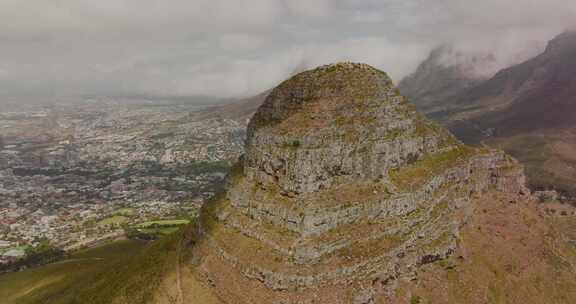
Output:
[{"xmin": 0, "ymin": 0, "xmax": 575, "ymax": 99}]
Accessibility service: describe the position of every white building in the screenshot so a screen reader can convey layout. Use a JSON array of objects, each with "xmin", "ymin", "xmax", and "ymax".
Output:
[{"xmin": 2, "ymin": 249, "xmax": 25, "ymax": 258}]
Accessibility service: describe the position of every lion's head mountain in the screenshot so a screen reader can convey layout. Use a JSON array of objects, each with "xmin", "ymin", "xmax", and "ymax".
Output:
[
  {"xmin": 188, "ymin": 63, "xmax": 533, "ymax": 303},
  {"xmin": 5, "ymin": 58, "xmax": 576, "ymax": 304}
]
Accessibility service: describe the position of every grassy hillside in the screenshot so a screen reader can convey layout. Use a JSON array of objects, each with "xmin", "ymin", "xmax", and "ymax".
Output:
[
  {"xmin": 0, "ymin": 240, "xmax": 143, "ymax": 304},
  {"xmin": 379, "ymin": 192, "xmax": 576, "ymax": 304},
  {"xmin": 0, "ymin": 233, "xmax": 181, "ymax": 304}
]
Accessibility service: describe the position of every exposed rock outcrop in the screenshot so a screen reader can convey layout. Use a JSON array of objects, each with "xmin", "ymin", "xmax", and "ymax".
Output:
[{"xmin": 191, "ymin": 63, "xmax": 529, "ymax": 303}]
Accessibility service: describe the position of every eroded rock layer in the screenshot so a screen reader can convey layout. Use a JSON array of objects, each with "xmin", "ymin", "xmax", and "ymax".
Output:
[{"xmin": 191, "ymin": 63, "xmax": 528, "ymax": 304}]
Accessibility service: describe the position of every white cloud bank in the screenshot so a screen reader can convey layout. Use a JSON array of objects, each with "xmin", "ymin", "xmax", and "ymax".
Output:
[{"xmin": 0, "ymin": 0, "xmax": 574, "ymax": 98}]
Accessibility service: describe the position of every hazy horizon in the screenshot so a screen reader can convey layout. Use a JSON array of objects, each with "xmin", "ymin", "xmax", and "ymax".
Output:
[{"xmin": 0, "ymin": 0, "xmax": 575, "ymax": 101}]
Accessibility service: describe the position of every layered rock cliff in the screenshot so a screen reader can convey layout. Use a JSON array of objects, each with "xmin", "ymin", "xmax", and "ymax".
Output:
[{"xmin": 191, "ymin": 63, "xmax": 528, "ymax": 304}]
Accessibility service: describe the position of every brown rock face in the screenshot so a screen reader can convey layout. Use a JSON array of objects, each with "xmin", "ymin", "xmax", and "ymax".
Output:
[
  {"xmin": 190, "ymin": 63, "xmax": 528, "ymax": 304},
  {"xmin": 245, "ymin": 63, "xmax": 456, "ymax": 196}
]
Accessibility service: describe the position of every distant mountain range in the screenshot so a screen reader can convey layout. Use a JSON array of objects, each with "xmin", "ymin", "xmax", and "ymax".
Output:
[
  {"xmin": 194, "ymin": 90, "xmax": 270, "ymax": 123},
  {"xmin": 398, "ymin": 46, "xmax": 491, "ymax": 112},
  {"xmin": 400, "ymin": 30, "xmax": 576, "ymax": 195}
]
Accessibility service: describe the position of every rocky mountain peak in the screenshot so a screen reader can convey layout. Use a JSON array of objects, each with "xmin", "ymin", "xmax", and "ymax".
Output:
[
  {"xmin": 193, "ymin": 63, "xmax": 529, "ymax": 304},
  {"xmin": 244, "ymin": 62, "xmax": 459, "ymax": 195},
  {"xmin": 248, "ymin": 62, "xmax": 394, "ymax": 135},
  {"xmin": 544, "ymin": 30, "xmax": 576, "ymax": 56}
]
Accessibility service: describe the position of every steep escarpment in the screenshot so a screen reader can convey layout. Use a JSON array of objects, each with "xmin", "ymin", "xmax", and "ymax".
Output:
[
  {"xmin": 400, "ymin": 31, "xmax": 576, "ymax": 195},
  {"xmin": 191, "ymin": 63, "xmax": 529, "ymax": 304},
  {"xmin": 400, "ymin": 31, "xmax": 576, "ymax": 136},
  {"xmin": 447, "ymin": 30, "xmax": 576, "ymax": 137},
  {"xmin": 398, "ymin": 46, "xmax": 489, "ymax": 112}
]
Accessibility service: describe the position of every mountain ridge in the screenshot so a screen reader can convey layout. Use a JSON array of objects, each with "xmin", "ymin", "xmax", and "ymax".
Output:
[
  {"xmin": 448, "ymin": 30, "xmax": 576, "ymax": 134},
  {"xmin": 398, "ymin": 30, "xmax": 576, "ymax": 195},
  {"xmin": 398, "ymin": 46, "xmax": 490, "ymax": 112}
]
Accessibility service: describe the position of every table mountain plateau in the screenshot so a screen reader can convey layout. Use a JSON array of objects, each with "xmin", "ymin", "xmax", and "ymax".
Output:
[
  {"xmin": 397, "ymin": 46, "xmax": 491, "ymax": 113},
  {"xmin": 399, "ymin": 30, "xmax": 576, "ymax": 195}
]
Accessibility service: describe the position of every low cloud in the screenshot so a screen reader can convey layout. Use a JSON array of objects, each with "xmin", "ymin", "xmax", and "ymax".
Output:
[{"xmin": 0, "ymin": 0, "xmax": 574, "ymax": 99}]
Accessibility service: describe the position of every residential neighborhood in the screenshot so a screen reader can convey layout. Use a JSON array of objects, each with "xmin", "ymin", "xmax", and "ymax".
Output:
[{"xmin": 0, "ymin": 98, "xmax": 246, "ymax": 266}]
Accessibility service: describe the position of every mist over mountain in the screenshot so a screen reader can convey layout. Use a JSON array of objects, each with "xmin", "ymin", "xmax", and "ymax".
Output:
[
  {"xmin": 400, "ymin": 30, "xmax": 576, "ymax": 195},
  {"xmin": 0, "ymin": 1, "xmax": 574, "ymax": 100},
  {"xmin": 452, "ymin": 30, "xmax": 576, "ymax": 134},
  {"xmin": 398, "ymin": 46, "xmax": 491, "ymax": 111}
]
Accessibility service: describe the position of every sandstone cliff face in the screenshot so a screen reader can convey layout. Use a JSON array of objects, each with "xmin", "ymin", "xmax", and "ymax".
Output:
[{"xmin": 191, "ymin": 63, "xmax": 529, "ymax": 304}]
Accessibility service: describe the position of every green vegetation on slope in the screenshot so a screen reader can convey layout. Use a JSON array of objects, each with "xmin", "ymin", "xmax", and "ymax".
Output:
[
  {"xmin": 0, "ymin": 232, "xmax": 182, "ymax": 304},
  {"xmin": 128, "ymin": 219, "xmax": 191, "ymax": 239},
  {"xmin": 136, "ymin": 219, "xmax": 190, "ymax": 228},
  {"xmin": 381, "ymin": 193, "xmax": 576, "ymax": 304},
  {"xmin": 389, "ymin": 147, "xmax": 473, "ymax": 192},
  {"xmin": 98, "ymin": 215, "xmax": 129, "ymax": 227},
  {"xmin": 0, "ymin": 240, "xmax": 144, "ymax": 304},
  {"xmin": 68, "ymin": 233, "xmax": 181, "ymax": 304},
  {"xmin": 0, "ymin": 240, "xmax": 64, "ymax": 273},
  {"xmin": 113, "ymin": 208, "xmax": 136, "ymax": 217}
]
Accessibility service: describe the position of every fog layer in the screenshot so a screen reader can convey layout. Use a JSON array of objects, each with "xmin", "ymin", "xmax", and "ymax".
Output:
[{"xmin": 0, "ymin": 0, "xmax": 574, "ymax": 99}]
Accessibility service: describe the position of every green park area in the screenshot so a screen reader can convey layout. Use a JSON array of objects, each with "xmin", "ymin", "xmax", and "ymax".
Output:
[
  {"xmin": 97, "ymin": 215, "xmax": 129, "ymax": 227},
  {"xmin": 132, "ymin": 219, "xmax": 191, "ymax": 237}
]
